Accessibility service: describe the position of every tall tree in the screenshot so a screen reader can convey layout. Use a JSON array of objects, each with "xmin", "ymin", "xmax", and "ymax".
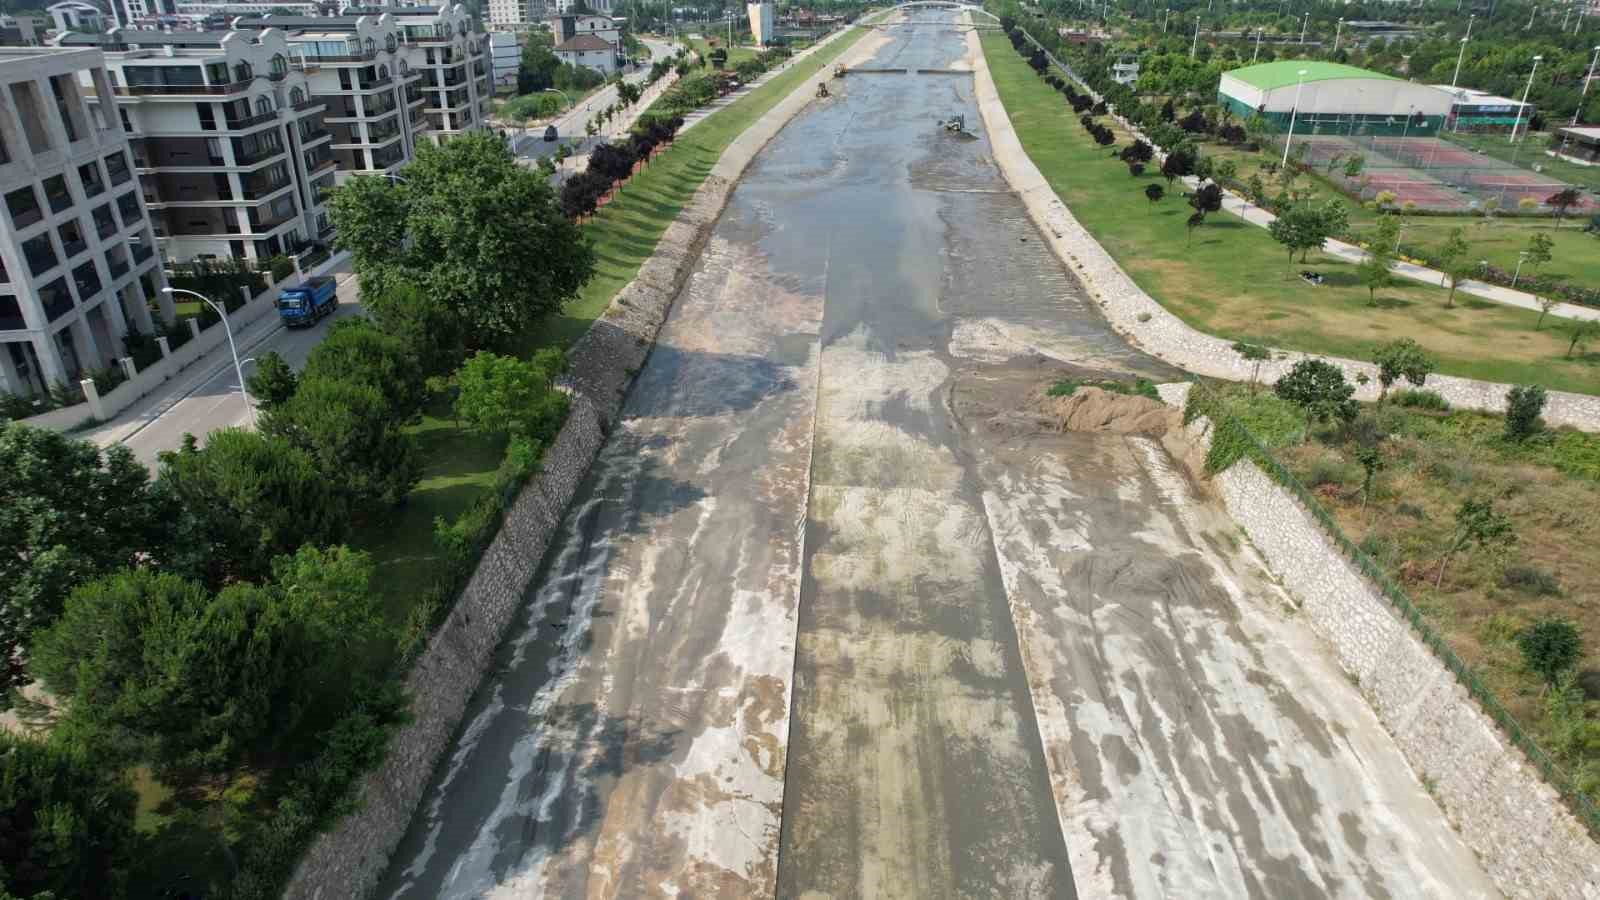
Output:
[
  {"xmin": 1435, "ymin": 227, "xmax": 1471, "ymax": 308},
  {"xmin": 246, "ymin": 351, "xmax": 298, "ymax": 411},
  {"xmin": 1546, "ymin": 188, "xmax": 1582, "ymax": 229},
  {"xmin": 1525, "ymin": 230, "xmax": 1554, "ymax": 279},
  {"xmin": 327, "ymin": 132, "xmax": 594, "ymax": 345},
  {"xmin": 0, "ymin": 732, "xmax": 139, "ymax": 900},
  {"xmin": 1358, "ymin": 215, "xmax": 1400, "ymax": 307},
  {"xmin": 262, "ymin": 375, "xmax": 418, "ymax": 512},
  {"xmin": 453, "ymin": 350, "xmax": 570, "ymax": 442},
  {"xmin": 299, "ymin": 318, "xmax": 426, "ymax": 419},
  {"xmin": 1436, "ymin": 497, "xmax": 1514, "ymax": 588},
  {"xmin": 1273, "ymin": 358, "xmax": 1357, "ymax": 439},
  {"xmin": 0, "ymin": 424, "xmax": 170, "ymax": 699}
]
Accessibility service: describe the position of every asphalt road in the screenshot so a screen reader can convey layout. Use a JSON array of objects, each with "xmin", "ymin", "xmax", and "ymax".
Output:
[
  {"xmin": 507, "ymin": 37, "xmax": 678, "ymax": 163},
  {"xmin": 86, "ymin": 260, "xmax": 360, "ymax": 469}
]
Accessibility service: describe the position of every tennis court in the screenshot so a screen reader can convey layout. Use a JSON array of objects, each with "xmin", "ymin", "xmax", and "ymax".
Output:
[{"xmin": 1276, "ymin": 133, "xmax": 1595, "ymax": 214}]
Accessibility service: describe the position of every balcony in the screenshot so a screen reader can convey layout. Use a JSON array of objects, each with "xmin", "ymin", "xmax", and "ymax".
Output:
[
  {"xmin": 223, "ymin": 110, "xmax": 280, "ymax": 131},
  {"xmin": 234, "ymin": 143, "xmax": 286, "ymax": 166},
  {"xmin": 242, "ymin": 177, "xmax": 292, "ymax": 201},
  {"xmin": 250, "ymin": 207, "xmax": 297, "ymax": 232},
  {"xmin": 299, "ymin": 127, "xmax": 333, "ymax": 145},
  {"xmin": 115, "ymin": 80, "xmax": 252, "ymax": 97},
  {"xmin": 292, "ymin": 52, "xmax": 375, "ymax": 66},
  {"xmin": 293, "ymin": 97, "xmax": 326, "ymax": 113},
  {"xmin": 306, "ymin": 155, "xmax": 336, "ymax": 175},
  {"xmin": 359, "ymin": 76, "xmax": 394, "ymax": 91}
]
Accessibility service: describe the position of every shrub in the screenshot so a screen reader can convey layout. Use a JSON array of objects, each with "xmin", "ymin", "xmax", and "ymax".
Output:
[
  {"xmin": 1518, "ymin": 618, "xmax": 1583, "ymax": 685},
  {"xmin": 1391, "ymin": 388, "xmax": 1448, "ymax": 411},
  {"xmin": 1045, "ymin": 377, "xmax": 1158, "ymax": 400},
  {"xmin": 1504, "ymin": 384, "xmax": 1547, "ymax": 442},
  {"xmin": 1305, "ymin": 455, "xmax": 1356, "ymax": 488},
  {"xmin": 1500, "ymin": 564, "xmax": 1562, "ymax": 596}
]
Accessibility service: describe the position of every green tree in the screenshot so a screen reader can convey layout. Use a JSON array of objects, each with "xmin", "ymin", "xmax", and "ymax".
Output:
[
  {"xmin": 1355, "ymin": 441, "xmax": 1383, "ymax": 512},
  {"xmin": 1525, "ymin": 231, "xmax": 1554, "ymax": 276},
  {"xmin": 1435, "ymin": 227, "xmax": 1471, "ymax": 308},
  {"xmin": 1546, "ymin": 188, "xmax": 1582, "ymax": 229},
  {"xmin": 1566, "ymin": 318, "xmax": 1600, "ymax": 359},
  {"xmin": 1357, "ymin": 215, "xmax": 1400, "ymax": 307},
  {"xmin": 155, "ymin": 430, "xmax": 347, "ymax": 583},
  {"xmin": 1372, "ymin": 338, "xmax": 1435, "ymax": 404},
  {"xmin": 453, "ymin": 349, "xmax": 570, "ymax": 442},
  {"xmin": 0, "ymin": 423, "xmax": 170, "ymax": 698},
  {"xmin": 326, "ymin": 133, "xmax": 594, "ymax": 345},
  {"xmin": 1342, "ymin": 154, "xmax": 1364, "ymax": 180},
  {"xmin": 1518, "ymin": 618, "xmax": 1583, "ymax": 686},
  {"xmin": 518, "ymin": 33, "xmax": 560, "ymax": 92},
  {"xmin": 300, "ymin": 318, "xmax": 425, "ymax": 419},
  {"xmin": 32, "ymin": 571, "xmax": 297, "ymax": 776},
  {"xmin": 1437, "ymin": 497, "xmax": 1514, "ymax": 588},
  {"xmin": 1503, "ymin": 384, "xmax": 1547, "ymax": 442},
  {"xmin": 1273, "ymin": 358, "xmax": 1357, "ymax": 439},
  {"xmin": 246, "ymin": 350, "xmax": 298, "ymax": 411},
  {"xmin": 1268, "ymin": 202, "xmax": 1329, "ymax": 272},
  {"xmin": 0, "ymin": 732, "xmax": 139, "ymax": 900},
  {"xmin": 1143, "ymin": 182, "xmax": 1164, "ymax": 209},
  {"xmin": 1231, "ymin": 341, "xmax": 1271, "ymax": 393},
  {"xmin": 263, "ymin": 374, "xmax": 418, "ymax": 511}
]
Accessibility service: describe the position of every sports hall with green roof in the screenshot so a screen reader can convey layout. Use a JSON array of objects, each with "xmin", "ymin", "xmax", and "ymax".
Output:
[{"xmin": 1218, "ymin": 60, "xmax": 1453, "ymax": 136}]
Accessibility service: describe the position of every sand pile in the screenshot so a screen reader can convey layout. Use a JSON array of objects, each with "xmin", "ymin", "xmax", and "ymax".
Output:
[{"xmin": 1036, "ymin": 386, "xmax": 1183, "ymax": 438}]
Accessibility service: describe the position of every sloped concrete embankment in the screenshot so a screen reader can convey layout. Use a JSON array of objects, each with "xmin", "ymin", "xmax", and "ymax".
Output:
[
  {"xmin": 964, "ymin": 25, "xmax": 1600, "ymax": 433},
  {"xmin": 1155, "ymin": 382, "xmax": 1600, "ymax": 899},
  {"xmin": 282, "ymin": 23, "xmax": 876, "ymax": 900}
]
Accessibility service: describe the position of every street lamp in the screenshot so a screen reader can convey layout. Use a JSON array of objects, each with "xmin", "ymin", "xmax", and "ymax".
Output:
[
  {"xmin": 1508, "ymin": 54, "xmax": 1542, "ymax": 146},
  {"xmin": 1190, "ymin": 16, "xmax": 1200, "ymax": 59},
  {"xmin": 1252, "ymin": 28, "xmax": 1263, "ymax": 63},
  {"xmin": 1333, "ymin": 17, "xmax": 1344, "ymax": 54},
  {"xmin": 1282, "ymin": 68, "xmax": 1309, "ymax": 169},
  {"xmin": 164, "ymin": 287, "xmax": 254, "ymax": 426},
  {"xmin": 1574, "ymin": 45, "xmax": 1600, "ymax": 127},
  {"xmin": 1162, "ymin": 7, "xmax": 1170, "ymax": 33},
  {"xmin": 1451, "ymin": 15, "xmax": 1474, "ymax": 88},
  {"xmin": 1300, "ymin": 11, "xmax": 1308, "ymax": 44},
  {"xmin": 1512, "ymin": 251, "xmax": 1530, "ymax": 287}
]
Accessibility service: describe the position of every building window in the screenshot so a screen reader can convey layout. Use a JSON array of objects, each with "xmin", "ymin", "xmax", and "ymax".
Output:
[
  {"xmin": 104, "ymin": 151, "xmax": 131, "ymax": 185},
  {"xmin": 77, "ymin": 162, "xmax": 104, "ymax": 198},
  {"xmin": 233, "ymin": 61, "xmax": 254, "ymax": 83},
  {"xmin": 39, "ymin": 277, "xmax": 72, "ymax": 322},
  {"xmin": 42, "ymin": 175, "xmax": 71, "ymax": 213},
  {"xmin": 22, "ymin": 233, "xmax": 57, "ymax": 276},
  {"xmin": 92, "ymin": 204, "xmax": 116, "ymax": 239},
  {"xmin": 290, "ymin": 86, "xmax": 305, "ymax": 106},
  {"xmin": 0, "ymin": 296, "xmax": 22, "ymax": 331},
  {"xmin": 255, "ymin": 95, "xmax": 274, "ymax": 117},
  {"xmin": 57, "ymin": 220, "xmax": 87, "ymax": 261},
  {"xmin": 115, "ymin": 191, "xmax": 140, "ymax": 226},
  {"xmin": 270, "ymin": 53, "xmax": 287, "ymax": 77},
  {"xmin": 364, "ymin": 37, "xmax": 376, "ymax": 55},
  {"xmin": 71, "ymin": 260, "xmax": 100, "ymax": 299},
  {"xmin": 386, "ymin": 33, "xmax": 397, "ymax": 52},
  {"xmin": 6, "ymin": 186, "xmax": 42, "ymax": 230}
]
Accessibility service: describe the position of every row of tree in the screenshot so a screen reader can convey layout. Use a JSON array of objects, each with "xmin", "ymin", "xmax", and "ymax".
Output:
[{"xmin": 559, "ymin": 114, "xmax": 685, "ymax": 219}]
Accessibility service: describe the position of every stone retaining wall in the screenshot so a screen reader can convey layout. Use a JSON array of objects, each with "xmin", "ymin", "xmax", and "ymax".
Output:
[
  {"xmin": 967, "ymin": 25, "xmax": 1600, "ymax": 432},
  {"xmin": 1154, "ymin": 381, "xmax": 1600, "ymax": 899},
  {"xmin": 283, "ymin": 23, "xmax": 876, "ymax": 900}
]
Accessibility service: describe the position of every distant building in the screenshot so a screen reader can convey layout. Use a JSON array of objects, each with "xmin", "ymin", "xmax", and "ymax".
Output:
[
  {"xmin": 747, "ymin": 1, "xmax": 773, "ymax": 46},
  {"xmin": 486, "ymin": 0, "xmax": 535, "ymax": 30},
  {"xmin": 48, "ymin": 1, "xmax": 106, "ymax": 33},
  {"xmin": 554, "ymin": 0, "xmax": 609, "ymax": 12},
  {"xmin": 488, "ymin": 30, "xmax": 519, "ymax": 89},
  {"xmin": 1434, "ymin": 85, "xmax": 1534, "ymax": 133},
  {"xmin": 1219, "ymin": 60, "xmax": 1451, "ymax": 136},
  {"xmin": 1552, "ymin": 126, "xmax": 1600, "ymax": 166},
  {"xmin": 0, "ymin": 16, "xmax": 47, "ymax": 47},
  {"xmin": 548, "ymin": 13, "xmax": 618, "ymax": 49},
  {"xmin": 552, "ymin": 32, "xmax": 615, "ymax": 76},
  {"xmin": 0, "ymin": 46, "xmax": 168, "ymax": 402},
  {"xmin": 1111, "ymin": 53, "xmax": 1138, "ymax": 86}
]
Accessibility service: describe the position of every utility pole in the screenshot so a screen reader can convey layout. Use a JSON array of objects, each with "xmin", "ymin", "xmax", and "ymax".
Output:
[
  {"xmin": 1451, "ymin": 15, "xmax": 1473, "ymax": 88},
  {"xmin": 1508, "ymin": 54, "xmax": 1542, "ymax": 146},
  {"xmin": 1575, "ymin": 44, "xmax": 1600, "ymax": 126}
]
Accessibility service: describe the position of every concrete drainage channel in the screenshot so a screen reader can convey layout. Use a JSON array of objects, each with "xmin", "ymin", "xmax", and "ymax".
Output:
[{"xmin": 294, "ymin": 10, "xmax": 1571, "ymax": 900}]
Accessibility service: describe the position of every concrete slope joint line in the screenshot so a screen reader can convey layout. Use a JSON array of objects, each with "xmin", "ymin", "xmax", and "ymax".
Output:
[
  {"xmin": 970, "ymin": 29, "xmax": 1600, "ymax": 433},
  {"xmin": 281, "ymin": 22, "xmax": 874, "ymax": 900}
]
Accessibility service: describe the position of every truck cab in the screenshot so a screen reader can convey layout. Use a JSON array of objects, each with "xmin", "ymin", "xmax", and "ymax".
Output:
[{"xmin": 277, "ymin": 276, "xmax": 338, "ymax": 328}]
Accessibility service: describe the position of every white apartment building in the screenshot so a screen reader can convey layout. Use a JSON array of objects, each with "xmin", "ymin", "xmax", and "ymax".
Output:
[
  {"xmin": 488, "ymin": 30, "xmax": 519, "ymax": 90},
  {"xmin": 552, "ymin": 33, "xmax": 614, "ymax": 77},
  {"xmin": 554, "ymin": 0, "xmax": 610, "ymax": 13},
  {"xmin": 60, "ymin": 27, "xmax": 334, "ymax": 265},
  {"xmin": 48, "ymin": 1, "xmax": 106, "ymax": 33},
  {"xmin": 233, "ymin": 6, "xmax": 493, "ymax": 171},
  {"xmin": 549, "ymin": 13, "xmax": 618, "ymax": 48},
  {"xmin": 0, "ymin": 47, "xmax": 168, "ymax": 401},
  {"xmin": 486, "ymin": 0, "xmax": 534, "ymax": 31}
]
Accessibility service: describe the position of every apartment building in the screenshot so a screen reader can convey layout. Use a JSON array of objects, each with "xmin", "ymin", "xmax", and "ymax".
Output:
[
  {"xmin": 60, "ymin": 27, "xmax": 334, "ymax": 264},
  {"xmin": 233, "ymin": 5, "xmax": 493, "ymax": 169},
  {"xmin": 0, "ymin": 46, "xmax": 167, "ymax": 401},
  {"xmin": 486, "ymin": 0, "xmax": 534, "ymax": 31}
]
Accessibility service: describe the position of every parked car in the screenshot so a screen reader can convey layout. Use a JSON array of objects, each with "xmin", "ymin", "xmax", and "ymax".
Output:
[{"xmin": 544, "ymin": 124, "xmax": 558, "ymax": 142}]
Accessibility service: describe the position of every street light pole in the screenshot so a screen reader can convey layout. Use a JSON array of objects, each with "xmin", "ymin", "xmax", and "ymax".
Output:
[
  {"xmin": 1190, "ymin": 16, "xmax": 1200, "ymax": 59},
  {"xmin": 1451, "ymin": 15, "xmax": 1473, "ymax": 88},
  {"xmin": 1576, "ymin": 45, "xmax": 1600, "ymax": 126},
  {"xmin": 1526, "ymin": 2, "xmax": 1537, "ymax": 29},
  {"xmin": 1253, "ymin": 27, "xmax": 1262, "ymax": 63},
  {"xmin": 1508, "ymin": 54, "xmax": 1542, "ymax": 145},
  {"xmin": 1162, "ymin": 7, "xmax": 1170, "ymax": 33},
  {"xmin": 1282, "ymin": 68, "xmax": 1308, "ymax": 168},
  {"xmin": 164, "ymin": 287, "xmax": 254, "ymax": 426},
  {"xmin": 1512, "ymin": 251, "xmax": 1529, "ymax": 287},
  {"xmin": 1333, "ymin": 17, "xmax": 1343, "ymax": 54},
  {"xmin": 1300, "ymin": 11, "xmax": 1308, "ymax": 44}
]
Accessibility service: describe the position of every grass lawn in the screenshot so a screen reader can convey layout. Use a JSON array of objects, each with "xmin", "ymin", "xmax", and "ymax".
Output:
[
  {"xmin": 1214, "ymin": 383, "xmax": 1600, "ymax": 805},
  {"xmin": 686, "ymin": 35, "xmax": 760, "ymax": 66},
  {"xmin": 515, "ymin": 23, "xmax": 868, "ymax": 355},
  {"xmin": 980, "ymin": 32, "xmax": 1600, "ymax": 396},
  {"xmin": 1345, "ymin": 214, "xmax": 1600, "ymax": 289}
]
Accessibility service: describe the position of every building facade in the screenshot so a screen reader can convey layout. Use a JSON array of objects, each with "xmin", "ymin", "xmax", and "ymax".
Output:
[
  {"xmin": 1219, "ymin": 60, "xmax": 1452, "ymax": 137},
  {"xmin": 486, "ymin": 0, "xmax": 534, "ymax": 31},
  {"xmin": 48, "ymin": 1, "xmax": 105, "ymax": 33},
  {"xmin": 0, "ymin": 47, "xmax": 168, "ymax": 401},
  {"xmin": 553, "ymin": 33, "xmax": 615, "ymax": 77},
  {"xmin": 1434, "ymin": 85, "xmax": 1534, "ymax": 133},
  {"xmin": 64, "ymin": 28, "xmax": 334, "ymax": 265},
  {"xmin": 747, "ymin": 2, "xmax": 773, "ymax": 47},
  {"xmin": 1553, "ymin": 125, "xmax": 1600, "ymax": 165}
]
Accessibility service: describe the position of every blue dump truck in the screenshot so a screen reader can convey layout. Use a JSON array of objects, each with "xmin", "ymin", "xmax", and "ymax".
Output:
[{"xmin": 276, "ymin": 276, "xmax": 338, "ymax": 327}]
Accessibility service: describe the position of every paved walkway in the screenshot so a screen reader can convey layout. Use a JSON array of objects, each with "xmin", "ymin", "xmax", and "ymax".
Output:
[{"xmin": 1212, "ymin": 186, "xmax": 1600, "ymax": 323}]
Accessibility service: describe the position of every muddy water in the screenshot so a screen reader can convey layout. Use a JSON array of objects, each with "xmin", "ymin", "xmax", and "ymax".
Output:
[{"xmin": 378, "ymin": 10, "xmax": 1494, "ymax": 899}]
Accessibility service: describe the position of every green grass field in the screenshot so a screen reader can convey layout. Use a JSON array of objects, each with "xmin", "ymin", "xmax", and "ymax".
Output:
[
  {"xmin": 1345, "ymin": 215, "xmax": 1600, "ymax": 289},
  {"xmin": 980, "ymin": 33, "xmax": 1600, "ymax": 396},
  {"xmin": 686, "ymin": 35, "xmax": 760, "ymax": 66}
]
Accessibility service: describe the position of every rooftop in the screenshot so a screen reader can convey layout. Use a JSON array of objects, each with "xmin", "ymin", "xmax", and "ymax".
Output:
[
  {"xmin": 1431, "ymin": 85, "xmax": 1527, "ymax": 107},
  {"xmin": 1224, "ymin": 60, "xmax": 1399, "ymax": 91},
  {"xmin": 1558, "ymin": 125, "xmax": 1600, "ymax": 140},
  {"xmin": 554, "ymin": 33, "xmax": 612, "ymax": 51}
]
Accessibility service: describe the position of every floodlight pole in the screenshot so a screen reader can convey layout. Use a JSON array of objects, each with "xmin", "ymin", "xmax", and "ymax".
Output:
[
  {"xmin": 1252, "ymin": 28, "xmax": 1262, "ymax": 62},
  {"xmin": 1525, "ymin": 3, "xmax": 1536, "ymax": 29},
  {"xmin": 1190, "ymin": 17, "xmax": 1199, "ymax": 59},
  {"xmin": 1508, "ymin": 54, "xmax": 1542, "ymax": 145},
  {"xmin": 1333, "ymin": 18, "xmax": 1343, "ymax": 54},
  {"xmin": 1451, "ymin": 15, "xmax": 1473, "ymax": 88},
  {"xmin": 1299, "ymin": 12, "xmax": 1308, "ymax": 44},
  {"xmin": 1576, "ymin": 45, "xmax": 1600, "ymax": 127},
  {"xmin": 1512, "ymin": 251, "xmax": 1529, "ymax": 288},
  {"xmin": 1162, "ymin": 7, "xmax": 1169, "ymax": 33},
  {"xmin": 1281, "ymin": 69, "xmax": 1308, "ymax": 169}
]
